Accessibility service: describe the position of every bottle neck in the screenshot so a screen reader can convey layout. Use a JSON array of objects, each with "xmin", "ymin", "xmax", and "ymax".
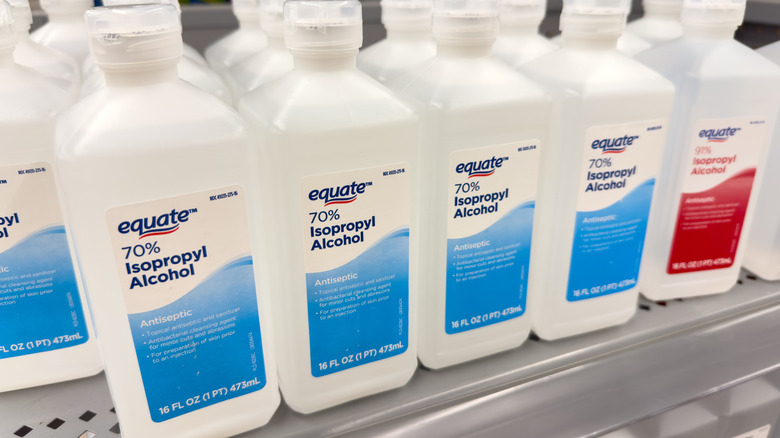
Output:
[
  {"xmin": 436, "ymin": 40, "xmax": 493, "ymax": 58},
  {"xmin": 14, "ymin": 28, "xmax": 31, "ymax": 41},
  {"xmin": 643, "ymin": 5, "xmax": 683, "ymax": 19},
  {"xmin": 238, "ymin": 17, "xmax": 262, "ymax": 31},
  {"xmin": 45, "ymin": 10, "xmax": 88, "ymax": 21},
  {"xmin": 292, "ymin": 49, "xmax": 357, "ymax": 72},
  {"xmin": 266, "ymin": 31, "xmax": 285, "ymax": 48},
  {"xmin": 561, "ymin": 31, "xmax": 620, "ymax": 50},
  {"xmin": 683, "ymin": 24, "xmax": 736, "ymax": 39},
  {"xmin": 385, "ymin": 26, "xmax": 433, "ymax": 41},
  {"xmin": 103, "ymin": 61, "xmax": 180, "ymax": 87},
  {"xmin": 499, "ymin": 22, "xmax": 540, "ymax": 36}
]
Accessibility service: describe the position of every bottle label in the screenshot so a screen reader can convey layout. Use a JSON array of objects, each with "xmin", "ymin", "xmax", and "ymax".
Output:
[
  {"xmin": 667, "ymin": 117, "xmax": 769, "ymax": 274},
  {"xmin": 0, "ymin": 162, "xmax": 89, "ymax": 359},
  {"xmin": 106, "ymin": 186, "xmax": 266, "ymax": 423},
  {"xmin": 567, "ymin": 121, "xmax": 666, "ymax": 301},
  {"xmin": 302, "ymin": 164, "xmax": 410, "ymax": 377},
  {"xmin": 445, "ymin": 141, "xmax": 539, "ymax": 334}
]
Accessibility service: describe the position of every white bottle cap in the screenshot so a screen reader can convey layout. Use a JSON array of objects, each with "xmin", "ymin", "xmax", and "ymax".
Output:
[
  {"xmin": 559, "ymin": 0, "xmax": 629, "ymax": 35},
  {"xmin": 681, "ymin": 0, "xmax": 744, "ymax": 27},
  {"xmin": 103, "ymin": 0, "xmax": 182, "ymax": 14},
  {"xmin": 233, "ymin": 0, "xmax": 260, "ymax": 21},
  {"xmin": 381, "ymin": 0, "xmax": 433, "ymax": 31},
  {"xmin": 643, "ymin": 0, "xmax": 683, "ymax": 14},
  {"xmin": 284, "ymin": 0, "xmax": 362, "ymax": 52},
  {"xmin": 6, "ymin": 0, "xmax": 32, "ymax": 30},
  {"xmin": 432, "ymin": 0, "xmax": 500, "ymax": 43},
  {"xmin": 40, "ymin": 0, "xmax": 93, "ymax": 15},
  {"xmin": 0, "ymin": 0, "xmax": 16, "ymax": 49},
  {"xmin": 260, "ymin": 0, "xmax": 284, "ymax": 36},
  {"xmin": 85, "ymin": 4, "xmax": 183, "ymax": 71},
  {"xmin": 499, "ymin": 0, "xmax": 546, "ymax": 27}
]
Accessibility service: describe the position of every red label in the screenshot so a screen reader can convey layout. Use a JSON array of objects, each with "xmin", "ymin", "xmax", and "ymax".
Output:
[{"xmin": 667, "ymin": 168, "xmax": 756, "ymax": 274}]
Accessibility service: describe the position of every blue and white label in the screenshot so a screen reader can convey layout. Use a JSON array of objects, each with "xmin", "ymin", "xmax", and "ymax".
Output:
[
  {"xmin": 446, "ymin": 142, "xmax": 539, "ymax": 334},
  {"xmin": 0, "ymin": 162, "xmax": 89, "ymax": 359},
  {"xmin": 107, "ymin": 186, "xmax": 266, "ymax": 422},
  {"xmin": 302, "ymin": 164, "xmax": 410, "ymax": 377},
  {"xmin": 567, "ymin": 121, "xmax": 666, "ymax": 301}
]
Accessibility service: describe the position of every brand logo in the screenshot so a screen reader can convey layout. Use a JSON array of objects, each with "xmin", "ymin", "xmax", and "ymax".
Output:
[
  {"xmin": 456, "ymin": 156, "xmax": 506, "ymax": 178},
  {"xmin": 591, "ymin": 135, "xmax": 639, "ymax": 154},
  {"xmin": 309, "ymin": 181, "xmax": 369, "ymax": 206},
  {"xmin": 118, "ymin": 208, "xmax": 197, "ymax": 239},
  {"xmin": 699, "ymin": 127, "xmax": 741, "ymax": 143}
]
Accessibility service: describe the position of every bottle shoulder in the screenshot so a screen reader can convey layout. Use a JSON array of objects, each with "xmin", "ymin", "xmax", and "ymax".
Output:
[{"xmin": 0, "ymin": 66, "xmax": 71, "ymax": 121}]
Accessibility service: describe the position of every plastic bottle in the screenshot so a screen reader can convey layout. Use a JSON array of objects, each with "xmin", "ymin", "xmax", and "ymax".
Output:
[
  {"xmin": 493, "ymin": 0, "xmax": 558, "ymax": 67},
  {"xmin": 357, "ymin": 0, "xmax": 436, "ymax": 83},
  {"xmin": 624, "ymin": 0, "xmax": 684, "ymax": 47},
  {"xmin": 0, "ymin": 0, "xmax": 101, "ymax": 393},
  {"xmin": 55, "ymin": 5, "xmax": 279, "ymax": 436},
  {"xmin": 80, "ymin": 0, "xmax": 233, "ymax": 105},
  {"xmin": 240, "ymin": 0, "xmax": 418, "ymax": 413},
  {"xmin": 636, "ymin": 0, "xmax": 780, "ymax": 300},
  {"xmin": 521, "ymin": 0, "xmax": 675, "ymax": 340},
  {"xmin": 388, "ymin": 0, "xmax": 549, "ymax": 368},
  {"xmin": 616, "ymin": 25, "xmax": 653, "ymax": 55},
  {"xmin": 31, "ymin": 0, "xmax": 92, "ymax": 69},
  {"xmin": 7, "ymin": 0, "xmax": 80, "ymax": 101},
  {"xmin": 226, "ymin": 0, "xmax": 293, "ymax": 99},
  {"xmin": 205, "ymin": 0, "xmax": 268, "ymax": 77},
  {"xmin": 743, "ymin": 42, "xmax": 780, "ymax": 281}
]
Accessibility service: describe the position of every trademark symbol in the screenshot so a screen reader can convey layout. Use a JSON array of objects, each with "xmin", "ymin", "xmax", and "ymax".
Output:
[
  {"xmin": 189, "ymin": 208, "xmax": 198, "ymax": 213},
  {"xmin": 365, "ymin": 182, "xmax": 373, "ymax": 186}
]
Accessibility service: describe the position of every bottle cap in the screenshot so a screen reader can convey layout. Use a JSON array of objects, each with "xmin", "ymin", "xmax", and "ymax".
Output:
[
  {"xmin": 85, "ymin": 4, "xmax": 183, "ymax": 70},
  {"xmin": 233, "ymin": 0, "xmax": 260, "ymax": 21},
  {"xmin": 0, "ymin": 0, "xmax": 16, "ymax": 49},
  {"xmin": 381, "ymin": 0, "xmax": 433, "ymax": 31},
  {"xmin": 432, "ymin": 0, "xmax": 499, "ymax": 43},
  {"xmin": 260, "ymin": 0, "xmax": 285, "ymax": 35},
  {"xmin": 559, "ymin": 0, "xmax": 629, "ymax": 35},
  {"xmin": 6, "ymin": 0, "xmax": 32, "ymax": 30},
  {"xmin": 681, "ymin": 0, "xmax": 744, "ymax": 26},
  {"xmin": 499, "ymin": 0, "xmax": 546, "ymax": 27},
  {"xmin": 103, "ymin": 0, "xmax": 182, "ymax": 14},
  {"xmin": 40, "ymin": 0, "xmax": 93, "ymax": 15},
  {"xmin": 284, "ymin": 0, "xmax": 362, "ymax": 51}
]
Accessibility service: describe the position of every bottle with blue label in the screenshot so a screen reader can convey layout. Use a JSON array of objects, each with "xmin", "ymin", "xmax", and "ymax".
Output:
[
  {"xmin": 357, "ymin": 0, "xmax": 436, "ymax": 83},
  {"xmin": 205, "ymin": 0, "xmax": 268, "ymax": 78},
  {"xmin": 30, "ymin": 0, "xmax": 92, "ymax": 71},
  {"xmin": 0, "ymin": 0, "xmax": 101, "ymax": 393},
  {"xmin": 522, "ymin": 0, "xmax": 675, "ymax": 340},
  {"xmin": 388, "ymin": 0, "xmax": 550, "ymax": 368},
  {"xmin": 637, "ymin": 0, "xmax": 780, "ymax": 300},
  {"xmin": 55, "ymin": 5, "xmax": 279, "ymax": 436},
  {"xmin": 493, "ymin": 0, "xmax": 558, "ymax": 68},
  {"xmin": 240, "ymin": 0, "xmax": 419, "ymax": 413}
]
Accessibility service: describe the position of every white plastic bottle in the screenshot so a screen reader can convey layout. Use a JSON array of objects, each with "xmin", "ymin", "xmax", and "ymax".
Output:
[
  {"xmin": 743, "ymin": 43, "xmax": 780, "ymax": 281},
  {"xmin": 624, "ymin": 0, "xmax": 684, "ymax": 47},
  {"xmin": 636, "ymin": 0, "xmax": 780, "ymax": 300},
  {"xmin": 80, "ymin": 0, "xmax": 232, "ymax": 105},
  {"xmin": 521, "ymin": 0, "xmax": 675, "ymax": 340},
  {"xmin": 493, "ymin": 0, "xmax": 558, "ymax": 67},
  {"xmin": 616, "ymin": 24, "xmax": 653, "ymax": 55},
  {"xmin": 55, "ymin": 5, "xmax": 279, "ymax": 436},
  {"xmin": 31, "ymin": 0, "xmax": 91, "ymax": 69},
  {"xmin": 205, "ymin": 0, "xmax": 267, "ymax": 77},
  {"xmin": 357, "ymin": 0, "xmax": 436, "ymax": 84},
  {"xmin": 0, "ymin": 0, "xmax": 101, "ymax": 392},
  {"xmin": 226, "ymin": 0, "xmax": 292, "ymax": 99},
  {"xmin": 8, "ymin": 0, "xmax": 80, "ymax": 100},
  {"xmin": 240, "ymin": 0, "xmax": 419, "ymax": 413},
  {"xmin": 388, "ymin": 0, "xmax": 549, "ymax": 368}
]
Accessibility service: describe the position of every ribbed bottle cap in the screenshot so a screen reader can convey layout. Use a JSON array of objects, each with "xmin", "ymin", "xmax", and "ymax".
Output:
[
  {"xmin": 432, "ymin": 0, "xmax": 499, "ymax": 43},
  {"xmin": 559, "ymin": 0, "xmax": 629, "ymax": 35},
  {"xmin": 103, "ymin": 0, "xmax": 182, "ymax": 13},
  {"xmin": 260, "ymin": 0, "xmax": 284, "ymax": 35},
  {"xmin": 6, "ymin": 0, "xmax": 32, "ymax": 29},
  {"xmin": 643, "ymin": 0, "xmax": 683, "ymax": 14},
  {"xmin": 381, "ymin": 0, "xmax": 433, "ymax": 31},
  {"xmin": 40, "ymin": 0, "xmax": 92, "ymax": 15},
  {"xmin": 681, "ymin": 0, "xmax": 744, "ymax": 26},
  {"xmin": 500, "ymin": 0, "xmax": 546, "ymax": 26},
  {"xmin": 0, "ymin": 0, "xmax": 16, "ymax": 49},
  {"xmin": 284, "ymin": 0, "xmax": 362, "ymax": 51},
  {"xmin": 85, "ymin": 4, "xmax": 183, "ymax": 70},
  {"xmin": 233, "ymin": 0, "xmax": 260, "ymax": 20}
]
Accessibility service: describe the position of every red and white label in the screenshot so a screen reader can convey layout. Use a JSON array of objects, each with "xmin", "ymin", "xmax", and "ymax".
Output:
[{"xmin": 667, "ymin": 117, "xmax": 769, "ymax": 274}]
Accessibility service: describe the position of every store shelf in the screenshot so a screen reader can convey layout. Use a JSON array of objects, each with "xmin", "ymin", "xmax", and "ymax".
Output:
[{"xmin": 2, "ymin": 271, "xmax": 780, "ymax": 437}]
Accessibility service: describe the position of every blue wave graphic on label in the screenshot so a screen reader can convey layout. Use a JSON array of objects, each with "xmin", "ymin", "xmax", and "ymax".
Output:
[
  {"xmin": 567, "ymin": 179, "xmax": 655, "ymax": 301},
  {"xmin": 306, "ymin": 229, "xmax": 409, "ymax": 377},
  {"xmin": 127, "ymin": 256, "xmax": 266, "ymax": 422},
  {"xmin": 446, "ymin": 202, "xmax": 533, "ymax": 334},
  {"xmin": 0, "ymin": 226, "xmax": 88, "ymax": 358}
]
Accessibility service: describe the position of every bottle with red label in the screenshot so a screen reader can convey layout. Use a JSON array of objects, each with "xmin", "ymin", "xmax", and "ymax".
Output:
[{"xmin": 636, "ymin": 0, "xmax": 780, "ymax": 300}]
